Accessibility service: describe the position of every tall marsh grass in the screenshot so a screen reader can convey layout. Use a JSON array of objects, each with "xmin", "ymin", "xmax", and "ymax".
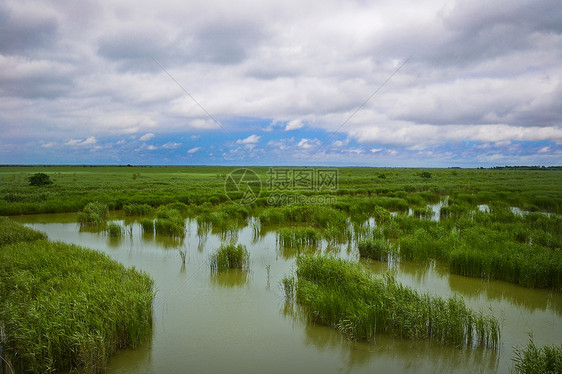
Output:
[
  {"xmin": 123, "ymin": 203, "xmax": 154, "ymax": 216},
  {"xmin": 358, "ymin": 238, "xmax": 394, "ymax": 262},
  {"xmin": 0, "ymin": 217, "xmax": 46, "ymax": 246},
  {"xmin": 512, "ymin": 336, "xmax": 562, "ymax": 373},
  {"xmin": 154, "ymin": 207, "xmax": 185, "ymax": 237},
  {"xmin": 210, "ymin": 244, "xmax": 250, "ymax": 272},
  {"xmin": 0, "ymin": 238, "xmax": 154, "ymax": 373},
  {"xmin": 77, "ymin": 202, "xmax": 109, "ymax": 227},
  {"xmin": 277, "ymin": 227, "xmax": 320, "ymax": 248},
  {"xmin": 285, "ymin": 256, "xmax": 500, "ymax": 348}
]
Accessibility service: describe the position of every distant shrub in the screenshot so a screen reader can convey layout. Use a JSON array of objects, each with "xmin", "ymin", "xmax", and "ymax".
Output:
[
  {"xmin": 28, "ymin": 173, "xmax": 53, "ymax": 186},
  {"xmin": 420, "ymin": 171, "xmax": 432, "ymax": 179}
]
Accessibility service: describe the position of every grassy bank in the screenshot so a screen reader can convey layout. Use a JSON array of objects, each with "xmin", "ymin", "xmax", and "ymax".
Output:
[
  {"xmin": 0, "ymin": 221, "xmax": 154, "ymax": 373},
  {"xmin": 0, "ymin": 216, "xmax": 46, "ymax": 246},
  {"xmin": 284, "ymin": 256, "xmax": 500, "ymax": 348}
]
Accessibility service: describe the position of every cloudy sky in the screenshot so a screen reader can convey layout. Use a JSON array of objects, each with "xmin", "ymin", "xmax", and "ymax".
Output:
[{"xmin": 1, "ymin": 0, "xmax": 561, "ymax": 166}]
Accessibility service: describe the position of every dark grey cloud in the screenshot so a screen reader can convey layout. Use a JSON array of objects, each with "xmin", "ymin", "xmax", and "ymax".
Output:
[
  {"xmin": 98, "ymin": 17, "xmax": 266, "ymax": 71},
  {"xmin": 0, "ymin": 2, "xmax": 58, "ymax": 54}
]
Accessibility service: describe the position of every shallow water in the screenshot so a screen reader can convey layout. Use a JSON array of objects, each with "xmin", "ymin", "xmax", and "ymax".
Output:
[{"xmin": 11, "ymin": 212, "xmax": 562, "ymax": 374}]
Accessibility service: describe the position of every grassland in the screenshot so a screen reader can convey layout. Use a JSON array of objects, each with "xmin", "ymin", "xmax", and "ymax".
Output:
[
  {"xmin": 0, "ymin": 166, "xmax": 561, "ymax": 215},
  {"xmin": 0, "ymin": 219, "xmax": 154, "ymax": 373}
]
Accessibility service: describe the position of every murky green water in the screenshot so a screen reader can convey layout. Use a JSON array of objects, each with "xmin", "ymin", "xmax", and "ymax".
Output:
[{"xmin": 11, "ymin": 213, "xmax": 562, "ymax": 374}]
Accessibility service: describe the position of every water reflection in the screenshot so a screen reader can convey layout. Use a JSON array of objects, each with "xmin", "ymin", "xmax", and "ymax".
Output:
[
  {"xmin": 210, "ymin": 269, "xmax": 249, "ymax": 288},
  {"xmin": 281, "ymin": 299, "xmax": 499, "ymax": 373}
]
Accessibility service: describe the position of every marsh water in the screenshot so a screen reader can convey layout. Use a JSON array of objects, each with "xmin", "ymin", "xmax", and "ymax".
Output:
[{"xmin": 11, "ymin": 212, "xmax": 562, "ymax": 374}]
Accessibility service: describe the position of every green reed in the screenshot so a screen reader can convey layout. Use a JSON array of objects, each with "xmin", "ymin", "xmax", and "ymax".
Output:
[
  {"xmin": 285, "ymin": 256, "xmax": 500, "ymax": 348},
  {"xmin": 210, "ymin": 244, "xmax": 250, "ymax": 272},
  {"xmin": 0, "ymin": 216, "xmax": 46, "ymax": 246},
  {"xmin": 154, "ymin": 207, "xmax": 185, "ymax": 237},
  {"xmin": 0, "ymin": 237, "xmax": 154, "ymax": 373},
  {"xmin": 123, "ymin": 203, "xmax": 154, "ymax": 216},
  {"xmin": 77, "ymin": 202, "xmax": 108, "ymax": 227},
  {"xmin": 106, "ymin": 222, "xmax": 123, "ymax": 237},
  {"xmin": 512, "ymin": 336, "xmax": 562, "ymax": 374},
  {"xmin": 358, "ymin": 238, "xmax": 394, "ymax": 262},
  {"xmin": 277, "ymin": 227, "xmax": 321, "ymax": 248}
]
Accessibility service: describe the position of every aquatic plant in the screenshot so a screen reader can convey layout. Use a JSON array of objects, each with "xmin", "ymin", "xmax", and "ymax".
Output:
[
  {"xmin": 0, "ymin": 216, "xmax": 47, "ymax": 246},
  {"xmin": 286, "ymin": 256, "xmax": 500, "ymax": 348},
  {"xmin": 512, "ymin": 336, "xmax": 562, "ymax": 373},
  {"xmin": 358, "ymin": 238, "xmax": 393, "ymax": 262},
  {"xmin": 154, "ymin": 207, "xmax": 185, "ymax": 237},
  {"xmin": 139, "ymin": 218, "xmax": 154, "ymax": 234},
  {"xmin": 0, "ymin": 239, "xmax": 154, "ymax": 373},
  {"xmin": 123, "ymin": 203, "xmax": 154, "ymax": 216},
  {"xmin": 210, "ymin": 244, "xmax": 250, "ymax": 272},
  {"xmin": 106, "ymin": 222, "xmax": 123, "ymax": 237},
  {"xmin": 77, "ymin": 202, "xmax": 109, "ymax": 227},
  {"xmin": 277, "ymin": 227, "xmax": 320, "ymax": 248}
]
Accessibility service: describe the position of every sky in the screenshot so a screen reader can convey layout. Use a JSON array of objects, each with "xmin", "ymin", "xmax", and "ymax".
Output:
[{"xmin": 1, "ymin": 0, "xmax": 561, "ymax": 167}]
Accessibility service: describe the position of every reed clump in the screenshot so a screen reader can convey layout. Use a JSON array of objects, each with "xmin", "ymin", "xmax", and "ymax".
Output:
[
  {"xmin": 106, "ymin": 222, "xmax": 123, "ymax": 237},
  {"xmin": 358, "ymin": 238, "xmax": 393, "ymax": 262},
  {"xmin": 154, "ymin": 207, "xmax": 185, "ymax": 237},
  {"xmin": 77, "ymin": 202, "xmax": 109, "ymax": 227},
  {"xmin": 123, "ymin": 203, "xmax": 154, "ymax": 216},
  {"xmin": 0, "ymin": 238, "xmax": 154, "ymax": 373},
  {"xmin": 140, "ymin": 218, "xmax": 154, "ymax": 234},
  {"xmin": 277, "ymin": 227, "xmax": 320, "ymax": 248},
  {"xmin": 210, "ymin": 244, "xmax": 250, "ymax": 272},
  {"xmin": 0, "ymin": 216, "xmax": 47, "ymax": 246},
  {"xmin": 258, "ymin": 205, "xmax": 347, "ymax": 230},
  {"xmin": 512, "ymin": 336, "xmax": 562, "ymax": 374},
  {"xmin": 285, "ymin": 256, "xmax": 500, "ymax": 348}
]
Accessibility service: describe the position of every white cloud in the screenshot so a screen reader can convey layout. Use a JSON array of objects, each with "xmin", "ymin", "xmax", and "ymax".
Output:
[
  {"xmin": 139, "ymin": 133, "xmax": 155, "ymax": 141},
  {"xmin": 65, "ymin": 136, "xmax": 96, "ymax": 147},
  {"xmin": 297, "ymin": 138, "xmax": 320, "ymax": 149},
  {"xmin": 285, "ymin": 119, "xmax": 305, "ymax": 131},
  {"xmin": 187, "ymin": 147, "xmax": 201, "ymax": 154},
  {"xmin": 41, "ymin": 142, "xmax": 56, "ymax": 148},
  {"xmin": 147, "ymin": 145, "xmax": 158, "ymax": 150},
  {"xmin": 236, "ymin": 134, "xmax": 261, "ymax": 144},
  {"xmin": 162, "ymin": 142, "xmax": 181, "ymax": 149}
]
